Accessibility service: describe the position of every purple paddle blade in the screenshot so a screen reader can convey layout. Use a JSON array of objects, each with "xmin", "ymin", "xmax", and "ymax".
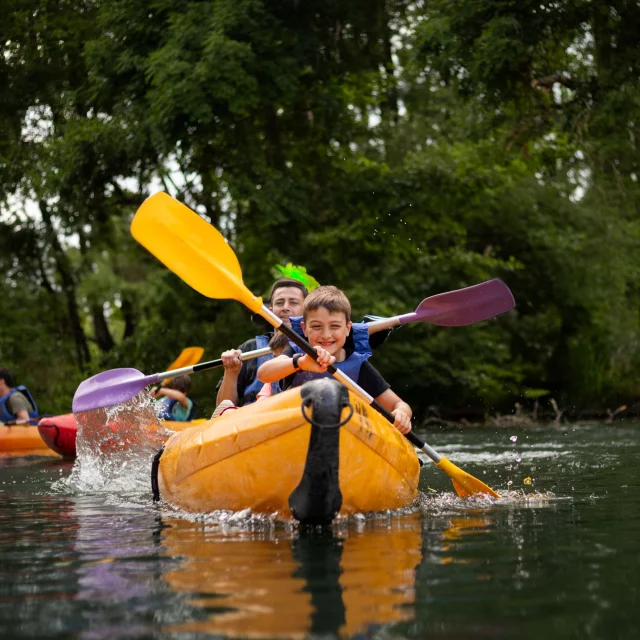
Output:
[
  {"xmin": 72, "ymin": 368, "xmax": 161, "ymax": 413},
  {"xmin": 398, "ymin": 279, "xmax": 515, "ymax": 327}
]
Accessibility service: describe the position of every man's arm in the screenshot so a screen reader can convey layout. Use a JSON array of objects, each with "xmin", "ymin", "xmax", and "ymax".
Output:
[
  {"xmin": 216, "ymin": 371, "xmax": 240, "ymax": 405},
  {"xmin": 216, "ymin": 349, "xmax": 242, "ymax": 405}
]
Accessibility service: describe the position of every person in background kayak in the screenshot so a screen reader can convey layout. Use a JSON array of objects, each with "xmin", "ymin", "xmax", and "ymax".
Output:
[
  {"xmin": 0, "ymin": 368, "xmax": 39, "ymax": 424},
  {"xmin": 151, "ymin": 374, "xmax": 198, "ymax": 422},
  {"xmin": 216, "ymin": 278, "xmax": 308, "ymax": 407},
  {"xmin": 257, "ymin": 286, "xmax": 412, "ymax": 434}
]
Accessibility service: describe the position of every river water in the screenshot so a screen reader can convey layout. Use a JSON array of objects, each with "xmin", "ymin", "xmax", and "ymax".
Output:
[{"xmin": 1, "ymin": 423, "xmax": 639, "ymax": 639}]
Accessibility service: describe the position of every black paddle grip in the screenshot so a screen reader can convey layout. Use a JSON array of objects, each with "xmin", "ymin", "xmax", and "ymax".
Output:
[{"xmin": 192, "ymin": 358, "xmax": 223, "ymax": 373}]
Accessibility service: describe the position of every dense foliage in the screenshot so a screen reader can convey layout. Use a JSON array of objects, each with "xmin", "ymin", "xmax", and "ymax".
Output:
[{"xmin": 2, "ymin": 0, "xmax": 640, "ymax": 419}]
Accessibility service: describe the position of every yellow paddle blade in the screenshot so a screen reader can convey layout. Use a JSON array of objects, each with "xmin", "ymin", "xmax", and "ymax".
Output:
[
  {"xmin": 435, "ymin": 457, "xmax": 500, "ymax": 498},
  {"xmin": 166, "ymin": 347, "xmax": 205, "ymax": 372},
  {"xmin": 131, "ymin": 192, "xmax": 266, "ymax": 316},
  {"xmin": 161, "ymin": 347, "xmax": 205, "ymax": 386}
]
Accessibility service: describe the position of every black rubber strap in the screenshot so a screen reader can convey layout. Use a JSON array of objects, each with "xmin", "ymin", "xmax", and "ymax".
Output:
[
  {"xmin": 301, "ymin": 399, "xmax": 354, "ymax": 429},
  {"xmin": 151, "ymin": 447, "xmax": 164, "ymax": 502}
]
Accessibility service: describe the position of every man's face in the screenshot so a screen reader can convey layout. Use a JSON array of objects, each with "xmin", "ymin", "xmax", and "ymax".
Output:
[{"xmin": 270, "ymin": 286, "xmax": 305, "ymax": 326}]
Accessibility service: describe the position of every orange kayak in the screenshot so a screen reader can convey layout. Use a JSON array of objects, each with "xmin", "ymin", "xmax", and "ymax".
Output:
[{"xmin": 0, "ymin": 424, "xmax": 57, "ymax": 457}]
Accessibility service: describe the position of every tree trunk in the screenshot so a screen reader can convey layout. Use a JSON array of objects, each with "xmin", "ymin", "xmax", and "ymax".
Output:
[
  {"xmin": 39, "ymin": 200, "xmax": 91, "ymax": 370},
  {"xmin": 264, "ymin": 102, "xmax": 286, "ymax": 172},
  {"xmin": 121, "ymin": 294, "xmax": 137, "ymax": 340},
  {"xmin": 381, "ymin": 3, "xmax": 399, "ymax": 125},
  {"xmin": 91, "ymin": 303, "xmax": 115, "ymax": 353}
]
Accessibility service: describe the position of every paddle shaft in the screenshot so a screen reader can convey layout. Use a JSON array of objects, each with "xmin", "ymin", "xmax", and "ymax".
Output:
[
  {"xmin": 366, "ymin": 312, "xmax": 427, "ymax": 331},
  {"xmin": 264, "ymin": 308, "xmax": 442, "ymax": 463},
  {"xmin": 1, "ymin": 418, "xmax": 32, "ymax": 426},
  {"xmin": 365, "ymin": 316, "xmax": 402, "ymax": 332},
  {"xmin": 156, "ymin": 346, "xmax": 272, "ymax": 382}
]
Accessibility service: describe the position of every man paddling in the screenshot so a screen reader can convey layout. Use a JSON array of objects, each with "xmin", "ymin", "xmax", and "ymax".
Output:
[
  {"xmin": 0, "ymin": 368, "xmax": 39, "ymax": 424},
  {"xmin": 217, "ymin": 278, "xmax": 308, "ymax": 406}
]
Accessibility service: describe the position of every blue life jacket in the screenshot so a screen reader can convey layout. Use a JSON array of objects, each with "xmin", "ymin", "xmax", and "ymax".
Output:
[
  {"xmin": 241, "ymin": 334, "xmax": 280, "ymax": 406},
  {"xmin": 290, "ymin": 316, "xmax": 372, "ymax": 356},
  {"xmin": 288, "ymin": 344, "xmax": 369, "ymax": 388},
  {"xmin": 0, "ymin": 386, "xmax": 39, "ymax": 423}
]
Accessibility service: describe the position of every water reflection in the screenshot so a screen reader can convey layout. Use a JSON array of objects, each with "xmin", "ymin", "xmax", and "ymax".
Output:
[
  {"xmin": 439, "ymin": 515, "xmax": 494, "ymax": 564},
  {"xmin": 161, "ymin": 515, "xmax": 422, "ymax": 638},
  {"xmin": 68, "ymin": 496, "xmax": 181, "ymax": 639}
]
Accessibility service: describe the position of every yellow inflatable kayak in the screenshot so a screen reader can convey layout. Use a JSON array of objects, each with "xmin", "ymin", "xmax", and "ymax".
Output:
[{"xmin": 155, "ymin": 379, "xmax": 420, "ymax": 523}]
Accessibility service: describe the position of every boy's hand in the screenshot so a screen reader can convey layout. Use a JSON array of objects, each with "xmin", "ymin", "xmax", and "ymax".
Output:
[
  {"xmin": 299, "ymin": 346, "xmax": 336, "ymax": 372},
  {"xmin": 391, "ymin": 408, "xmax": 412, "ymax": 434},
  {"xmin": 221, "ymin": 349, "xmax": 243, "ymax": 373},
  {"xmin": 149, "ymin": 387, "xmax": 160, "ymax": 399}
]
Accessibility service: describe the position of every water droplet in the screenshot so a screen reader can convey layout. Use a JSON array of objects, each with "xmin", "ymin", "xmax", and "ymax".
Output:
[
  {"xmin": 510, "ymin": 435, "xmax": 518, "ymax": 443},
  {"xmin": 515, "ymin": 455, "xmax": 522, "ymax": 463},
  {"xmin": 507, "ymin": 480, "xmax": 513, "ymax": 487}
]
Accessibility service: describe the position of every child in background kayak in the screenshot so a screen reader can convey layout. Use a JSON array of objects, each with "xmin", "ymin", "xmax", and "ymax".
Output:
[
  {"xmin": 151, "ymin": 375, "xmax": 197, "ymax": 422},
  {"xmin": 257, "ymin": 285, "xmax": 412, "ymax": 434}
]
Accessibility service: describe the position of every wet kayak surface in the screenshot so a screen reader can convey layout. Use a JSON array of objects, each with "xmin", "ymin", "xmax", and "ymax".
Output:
[{"xmin": 1, "ymin": 422, "xmax": 639, "ymax": 639}]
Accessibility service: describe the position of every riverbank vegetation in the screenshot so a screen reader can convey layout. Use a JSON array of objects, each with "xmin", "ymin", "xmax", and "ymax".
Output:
[{"xmin": 2, "ymin": 1, "xmax": 640, "ymax": 420}]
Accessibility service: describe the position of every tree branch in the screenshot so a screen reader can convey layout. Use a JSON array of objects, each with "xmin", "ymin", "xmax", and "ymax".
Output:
[{"xmin": 531, "ymin": 74, "xmax": 577, "ymax": 91}]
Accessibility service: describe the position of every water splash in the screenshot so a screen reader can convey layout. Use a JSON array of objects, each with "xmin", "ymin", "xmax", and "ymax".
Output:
[{"xmin": 57, "ymin": 391, "xmax": 170, "ymax": 495}]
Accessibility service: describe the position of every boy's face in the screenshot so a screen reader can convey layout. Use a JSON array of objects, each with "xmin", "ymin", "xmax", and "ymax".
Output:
[
  {"xmin": 270, "ymin": 286, "xmax": 305, "ymax": 326},
  {"xmin": 301, "ymin": 307, "xmax": 352, "ymax": 356}
]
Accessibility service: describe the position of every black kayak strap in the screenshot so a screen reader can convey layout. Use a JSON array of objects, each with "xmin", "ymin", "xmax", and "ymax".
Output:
[{"xmin": 151, "ymin": 447, "xmax": 164, "ymax": 502}]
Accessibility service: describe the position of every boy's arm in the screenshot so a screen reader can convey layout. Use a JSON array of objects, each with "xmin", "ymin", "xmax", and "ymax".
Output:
[
  {"xmin": 374, "ymin": 388, "xmax": 412, "ymax": 434},
  {"xmin": 258, "ymin": 348, "xmax": 335, "ymax": 382},
  {"xmin": 155, "ymin": 387, "xmax": 189, "ymax": 407},
  {"xmin": 257, "ymin": 355, "xmax": 299, "ymax": 383}
]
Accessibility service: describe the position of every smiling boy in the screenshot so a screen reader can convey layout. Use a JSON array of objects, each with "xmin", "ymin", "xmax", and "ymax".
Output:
[{"xmin": 257, "ymin": 286, "xmax": 412, "ymax": 434}]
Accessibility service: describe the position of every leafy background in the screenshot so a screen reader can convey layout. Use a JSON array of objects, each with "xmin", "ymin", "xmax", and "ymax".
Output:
[{"xmin": 2, "ymin": 0, "xmax": 639, "ymax": 420}]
